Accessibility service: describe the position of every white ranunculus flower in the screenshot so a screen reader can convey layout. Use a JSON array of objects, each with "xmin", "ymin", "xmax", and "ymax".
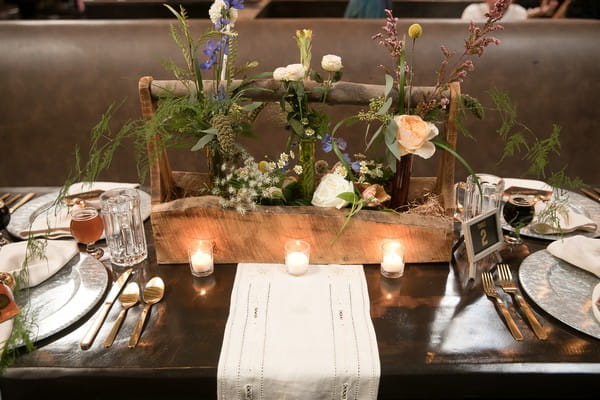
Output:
[
  {"xmin": 321, "ymin": 54, "xmax": 343, "ymax": 72},
  {"xmin": 311, "ymin": 173, "xmax": 354, "ymax": 209},
  {"xmin": 394, "ymin": 114, "xmax": 439, "ymax": 159},
  {"xmin": 273, "ymin": 67, "xmax": 288, "ymax": 81},
  {"xmin": 284, "ymin": 63, "xmax": 306, "ymax": 81},
  {"xmin": 208, "ymin": 0, "xmax": 238, "ymax": 28},
  {"xmin": 208, "ymin": 0, "xmax": 225, "ymax": 25}
]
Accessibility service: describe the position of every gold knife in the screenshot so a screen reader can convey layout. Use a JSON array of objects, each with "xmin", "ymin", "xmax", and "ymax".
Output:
[
  {"xmin": 8, "ymin": 192, "xmax": 35, "ymax": 214},
  {"xmin": 581, "ymin": 188, "xmax": 600, "ymax": 203},
  {"xmin": 80, "ymin": 268, "xmax": 133, "ymax": 350}
]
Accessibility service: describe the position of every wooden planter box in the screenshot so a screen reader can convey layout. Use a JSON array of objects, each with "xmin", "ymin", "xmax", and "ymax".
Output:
[{"xmin": 138, "ymin": 77, "xmax": 459, "ymax": 265}]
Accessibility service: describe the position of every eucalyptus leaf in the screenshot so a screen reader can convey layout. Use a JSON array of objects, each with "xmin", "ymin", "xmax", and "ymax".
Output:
[
  {"xmin": 200, "ymin": 127, "xmax": 218, "ymax": 135},
  {"xmin": 337, "ymin": 192, "xmax": 358, "ymax": 202},
  {"xmin": 191, "ymin": 134, "xmax": 216, "ymax": 151},
  {"xmin": 289, "ymin": 118, "xmax": 305, "ymax": 136},
  {"xmin": 377, "ymin": 97, "xmax": 393, "ymax": 116},
  {"xmin": 384, "ymin": 74, "xmax": 394, "ymax": 98},
  {"xmin": 240, "ymin": 102, "xmax": 263, "ymax": 112}
]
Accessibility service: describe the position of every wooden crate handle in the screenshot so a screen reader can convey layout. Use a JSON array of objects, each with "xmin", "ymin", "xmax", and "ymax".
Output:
[
  {"xmin": 138, "ymin": 76, "xmax": 178, "ymax": 203},
  {"xmin": 138, "ymin": 77, "xmax": 460, "ymax": 208}
]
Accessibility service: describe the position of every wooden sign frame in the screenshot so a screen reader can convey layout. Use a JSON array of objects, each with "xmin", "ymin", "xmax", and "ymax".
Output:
[{"xmin": 462, "ymin": 207, "xmax": 503, "ymax": 279}]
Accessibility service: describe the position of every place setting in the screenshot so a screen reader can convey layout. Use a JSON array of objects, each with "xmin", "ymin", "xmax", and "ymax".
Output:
[
  {"xmin": 453, "ymin": 173, "xmax": 600, "ymax": 341},
  {"xmin": 0, "ymin": 182, "xmax": 160, "ymax": 354}
]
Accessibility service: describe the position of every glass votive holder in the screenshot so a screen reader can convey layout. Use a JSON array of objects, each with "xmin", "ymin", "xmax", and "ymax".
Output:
[
  {"xmin": 284, "ymin": 240, "xmax": 310, "ymax": 276},
  {"xmin": 189, "ymin": 240, "xmax": 214, "ymax": 278},
  {"xmin": 381, "ymin": 240, "xmax": 405, "ymax": 279}
]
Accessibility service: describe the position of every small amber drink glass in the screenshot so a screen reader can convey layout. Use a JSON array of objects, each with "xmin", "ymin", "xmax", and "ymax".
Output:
[{"xmin": 70, "ymin": 206, "xmax": 104, "ymax": 259}]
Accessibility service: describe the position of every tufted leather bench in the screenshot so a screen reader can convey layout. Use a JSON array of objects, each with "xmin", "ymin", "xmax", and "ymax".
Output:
[{"xmin": 1, "ymin": 18, "xmax": 598, "ymax": 186}]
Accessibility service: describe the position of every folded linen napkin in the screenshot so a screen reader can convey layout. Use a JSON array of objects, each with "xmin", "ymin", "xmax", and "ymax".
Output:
[
  {"xmin": 547, "ymin": 236, "xmax": 600, "ymax": 278},
  {"xmin": 503, "ymin": 178, "xmax": 553, "ymax": 193},
  {"xmin": 218, "ymin": 264, "xmax": 380, "ymax": 400},
  {"xmin": 592, "ymin": 283, "xmax": 600, "ymax": 324},
  {"xmin": 0, "ymin": 240, "xmax": 78, "ymax": 287},
  {"xmin": 67, "ymin": 181, "xmax": 139, "ymax": 208},
  {"xmin": 19, "ymin": 181, "xmax": 141, "ymax": 238},
  {"xmin": 530, "ymin": 201, "xmax": 597, "ymax": 234}
]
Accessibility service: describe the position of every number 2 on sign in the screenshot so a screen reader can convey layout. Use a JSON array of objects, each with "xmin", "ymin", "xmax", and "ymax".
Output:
[{"xmin": 480, "ymin": 229, "xmax": 488, "ymax": 246}]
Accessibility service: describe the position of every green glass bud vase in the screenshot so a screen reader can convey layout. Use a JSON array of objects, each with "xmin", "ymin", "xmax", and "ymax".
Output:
[{"xmin": 298, "ymin": 138, "xmax": 316, "ymax": 202}]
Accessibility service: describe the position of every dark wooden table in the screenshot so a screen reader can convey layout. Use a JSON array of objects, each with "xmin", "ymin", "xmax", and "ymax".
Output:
[{"xmin": 0, "ymin": 189, "xmax": 599, "ymax": 399}]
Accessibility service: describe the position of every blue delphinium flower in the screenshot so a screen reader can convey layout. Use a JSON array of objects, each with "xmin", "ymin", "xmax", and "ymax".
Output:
[
  {"xmin": 322, "ymin": 134, "xmax": 347, "ymax": 153},
  {"xmin": 225, "ymin": 0, "xmax": 245, "ymax": 9},
  {"xmin": 200, "ymin": 37, "xmax": 229, "ymax": 70}
]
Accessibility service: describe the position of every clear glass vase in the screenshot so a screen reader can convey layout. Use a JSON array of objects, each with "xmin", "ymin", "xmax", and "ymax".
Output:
[{"xmin": 298, "ymin": 138, "xmax": 316, "ymax": 202}]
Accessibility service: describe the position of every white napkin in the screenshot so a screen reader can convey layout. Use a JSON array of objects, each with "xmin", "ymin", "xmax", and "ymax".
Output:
[
  {"xmin": 0, "ymin": 240, "xmax": 78, "ymax": 287},
  {"xmin": 20, "ymin": 181, "xmax": 140, "ymax": 238},
  {"xmin": 218, "ymin": 264, "xmax": 380, "ymax": 400},
  {"xmin": 530, "ymin": 201, "xmax": 597, "ymax": 234},
  {"xmin": 592, "ymin": 283, "xmax": 600, "ymax": 324},
  {"xmin": 503, "ymin": 178, "xmax": 552, "ymax": 192},
  {"xmin": 547, "ymin": 236, "xmax": 600, "ymax": 278},
  {"xmin": 67, "ymin": 181, "xmax": 139, "ymax": 208}
]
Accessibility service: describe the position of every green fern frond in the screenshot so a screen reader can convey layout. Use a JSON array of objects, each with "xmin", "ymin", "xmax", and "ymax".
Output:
[
  {"xmin": 498, "ymin": 131, "xmax": 528, "ymax": 164},
  {"xmin": 488, "ymin": 88, "xmax": 517, "ymax": 139},
  {"xmin": 525, "ymin": 124, "xmax": 561, "ymax": 178}
]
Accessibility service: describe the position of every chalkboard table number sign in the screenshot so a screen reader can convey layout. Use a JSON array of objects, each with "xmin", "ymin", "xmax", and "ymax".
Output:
[{"xmin": 462, "ymin": 208, "xmax": 504, "ymax": 280}]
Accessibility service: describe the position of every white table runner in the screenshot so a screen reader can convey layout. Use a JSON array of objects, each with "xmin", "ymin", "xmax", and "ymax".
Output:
[{"xmin": 218, "ymin": 264, "xmax": 380, "ymax": 400}]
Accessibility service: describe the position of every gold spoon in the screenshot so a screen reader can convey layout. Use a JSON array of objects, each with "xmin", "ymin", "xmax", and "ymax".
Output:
[
  {"xmin": 103, "ymin": 282, "xmax": 140, "ymax": 348},
  {"xmin": 128, "ymin": 277, "xmax": 165, "ymax": 348}
]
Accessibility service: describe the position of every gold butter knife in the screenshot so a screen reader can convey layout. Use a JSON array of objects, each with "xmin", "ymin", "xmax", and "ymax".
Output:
[
  {"xmin": 9, "ymin": 192, "xmax": 35, "ymax": 214},
  {"xmin": 581, "ymin": 188, "xmax": 600, "ymax": 204}
]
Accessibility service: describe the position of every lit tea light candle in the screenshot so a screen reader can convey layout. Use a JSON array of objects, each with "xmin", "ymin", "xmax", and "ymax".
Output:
[
  {"xmin": 381, "ymin": 240, "xmax": 405, "ymax": 278},
  {"xmin": 284, "ymin": 240, "xmax": 310, "ymax": 276},
  {"xmin": 189, "ymin": 240, "xmax": 214, "ymax": 277}
]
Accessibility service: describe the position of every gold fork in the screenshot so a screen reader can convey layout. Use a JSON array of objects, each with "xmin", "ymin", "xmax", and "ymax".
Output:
[
  {"xmin": 497, "ymin": 263, "xmax": 547, "ymax": 340},
  {"xmin": 482, "ymin": 271, "xmax": 523, "ymax": 341}
]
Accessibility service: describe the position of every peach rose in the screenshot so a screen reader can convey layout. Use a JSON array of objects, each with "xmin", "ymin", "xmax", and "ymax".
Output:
[{"xmin": 394, "ymin": 114, "xmax": 439, "ymax": 159}]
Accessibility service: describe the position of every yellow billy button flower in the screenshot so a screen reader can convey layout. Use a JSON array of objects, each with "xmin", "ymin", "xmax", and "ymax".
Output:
[
  {"xmin": 258, "ymin": 160, "xmax": 269, "ymax": 173},
  {"xmin": 408, "ymin": 24, "xmax": 423, "ymax": 39}
]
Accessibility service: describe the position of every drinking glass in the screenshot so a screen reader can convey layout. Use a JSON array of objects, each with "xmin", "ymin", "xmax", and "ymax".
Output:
[
  {"xmin": 100, "ymin": 188, "xmax": 147, "ymax": 266},
  {"xmin": 502, "ymin": 195, "xmax": 535, "ymax": 245},
  {"xmin": 70, "ymin": 206, "xmax": 104, "ymax": 259},
  {"xmin": 456, "ymin": 173, "xmax": 505, "ymax": 221}
]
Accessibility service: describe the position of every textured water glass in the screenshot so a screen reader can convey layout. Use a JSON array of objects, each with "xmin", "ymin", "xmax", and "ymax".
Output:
[
  {"xmin": 459, "ymin": 173, "xmax": 505, "ymax": 220},
  {"xmin": 284, "ymin": 240, "xmax": 310, "ymax": 276},
  {"xmin": 100, "ymin": 188, "xmax": 147, "ymax": 267}
]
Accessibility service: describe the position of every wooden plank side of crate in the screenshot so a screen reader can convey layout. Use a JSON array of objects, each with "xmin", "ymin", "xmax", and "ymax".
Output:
[{"xmin": 150, "ymin": 196, "xmax": 453, "ymax": 265}]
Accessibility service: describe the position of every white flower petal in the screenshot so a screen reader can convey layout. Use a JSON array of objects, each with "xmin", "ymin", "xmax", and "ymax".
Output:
[
  {"xmin": 414, "ymin": 141, "xmax": 436, "ymax": 159},
  {"xmin": 425, "ymin": 122, "xmax": 439, "ymax": 141}
]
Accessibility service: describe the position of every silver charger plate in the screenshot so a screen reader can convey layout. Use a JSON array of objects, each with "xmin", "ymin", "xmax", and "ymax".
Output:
[
  {"xmin": 502, "ymin": 190, "xmax": 600, "ymax": 241},
  {"xmin": 7, "ymin": 189, "xmax": 152, "ymax": 239},
  {"xmin": 519, "ymin": 249, "xmax": 600, "ymax": 339},
  {"xmin": 13, "ymin": 252, "xmax": 109, "ymax": 346}
]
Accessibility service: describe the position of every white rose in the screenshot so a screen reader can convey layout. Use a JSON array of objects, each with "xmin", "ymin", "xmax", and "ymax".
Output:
[
  {"xmin": 273, "ymin": 67, "xmax": 288, "ymax": 81},
  {"xmin": 208, "ymin": 0, "xmax": 225, "ymax": 25},
  {"xmin": 321, "ymin": 54, "xmax": 343, "ymax": 72},
  {"xmin": 284, "ymin": 63, "xmax": 306, "ymax": 81},
  {"xmin": 311, "ymin": 173, "xmax": 354, "ymax": 209},
  {"xmin": 394, "ymin": 114, "xmax": 439, "ymax": 159}
]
